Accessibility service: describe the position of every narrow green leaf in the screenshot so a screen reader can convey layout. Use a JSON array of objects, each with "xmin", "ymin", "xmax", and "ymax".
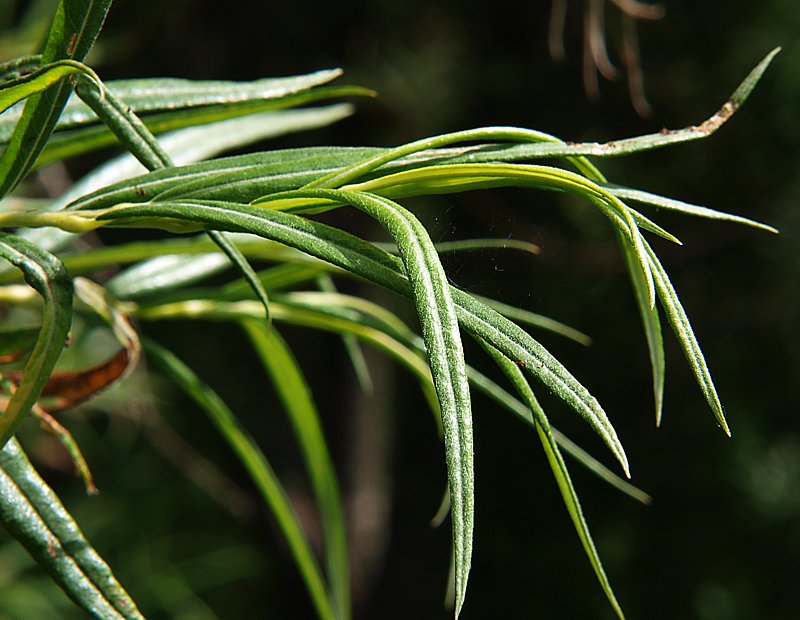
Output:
[
  {"xmin": 241, "ymin": 321, "xmax": 350, "ymax": 620},
  {"xmin": 477, "ymin": 339, "xmax": 625, "ymax": 619},
  {"xmin": 106, "ymin": 252, "xmax": 231, "ymax": 298},
  {"xmin": 618, "ymin": 231, "xmax": 665, "ymax": 424},
  {"xmin": 644, "ymin": 239, "xmax": 730, "ymax": 435},
  {"xmin": 0, "ymin": 69, "xmax": 347, "ymax": 141},
  {"xmin": 265, "ymin": 188, "xmax": 474, "ymax": 616},
  {"xmin": 97, "ymin": 200, "xmax": 628, "ymax": 475},
  {"xmin": 0, "ymin": 438, "xmax": 144, "ymax": 619},
  {"xmin": 607, "ymin": 185, "xmax": 778, "ymax": 234},
  {"xmin": 208, "ymin": 230, "xmax": 271, "ymax": 324},
  {"xmin": 26, "ymin": 85, "xmax": 372, "ymax": 166},
  {"xmin": 74, "ymin": 74, "xmax": 172, "ymax": 170},
  {"xmin": 143, "ymin": 339, "xmax": 337, "ymax": 620},
  {"xmin": 467, "ymin": 368, "xmax": 650, "ymax": 504},
  {"xmin": 0, "ymin": 233, "xmax": 72, "ymax": 448}
]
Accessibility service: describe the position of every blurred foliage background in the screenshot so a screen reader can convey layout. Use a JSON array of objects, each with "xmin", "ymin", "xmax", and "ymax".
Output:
[{"xmin": 1, "ymin": 1, "xmax": 798, "ymax": 618}]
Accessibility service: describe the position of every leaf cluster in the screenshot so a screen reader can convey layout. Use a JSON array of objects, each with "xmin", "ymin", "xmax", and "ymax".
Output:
[{"xmin": 0, "ymin": 1, "xmax": 779, "ymax": 618}]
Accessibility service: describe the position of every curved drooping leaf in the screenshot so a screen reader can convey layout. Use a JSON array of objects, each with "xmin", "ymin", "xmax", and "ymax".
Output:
[
  {"xmin": 0, "ymin": 438, "xmax": 144, "ymax": 620},
  {"xmin": 263, "ymin": 187, "xmax": 474, "ymax": 616},
  {"xmin": 644, "ymin": 239, "xmax": 729, "ymax": 435},
  {"xmin": 618, "ymin": 232, "xmax": 666, "ymax": 424},
  {"xmin": 0, "ymin": 59, "xmax": 99, "ymax": 114},
  {"xmin": 0, "ymin": 233, "xmax": 72, "ymax": 447},
  {"xmin": 143, "ymin": 339, "xmax": 338, "ymax": 620},
  {"xmin": 97, "ymin": 200, "xmax": 628, "ymax": 474},
  {"xmin": 0, "ymin": 0, "xmax": 112, "ymax": 196},
  {"xmin": 477, "ymin": 339, "xmax": 625, "ymax": 619}
]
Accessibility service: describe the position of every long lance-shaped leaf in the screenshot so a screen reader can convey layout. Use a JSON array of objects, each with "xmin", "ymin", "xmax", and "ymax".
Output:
[
  {"xmin": 0, "ymin": 438, "xmax": 144, "ymax": 619},
  {"xmin": 274, "ymin": 188, "xmax": 474, "ymax": 616},
  {"xmin": 24, "ymin": 84, "xmax": 372, "ymax": 167},
  {"xmin": 618, "ymin": 230, "xmax": 665, "ymax": 424},
  {"xmin": 0, "ymin": 0, "xmax": 112, "ymax": 196},
  {"xmin": 240, "ymin": 321, "xmax": 350, "ymax": 620},
  {"xmin": 469, "ymin": 294, "xmax": 592, "ymax": 346},
  {"xmin": 606, "ymin": 185, "xmax": 778, "ymax": 234},
  {"xmin": 644, "ymin": 239, "xmax": 730, "ymax": 435},
  {"xmin": 466, "ymin": 368, "xmax": 650, "ymax": 505},
  {"xmin": 96, "ymin": 200, "xmax": 628, "ymax": 475},
  {"xmin": 0, "ymin": 233, "xmax": 72, "ymax": 448},
  {"xmin": 142, "ymin": 291, "xmax": 642, "ymax": 508},
  {"xmin": 142, "ymin": 339, "xmax": 337, "ymax": 620},
  {"xmin": 476, "ymin": 340, "xmax": 625, "ymax": 619},
  {"xmin": 0, "ymin": 69, "xmax": 344, "ymax": 137}
]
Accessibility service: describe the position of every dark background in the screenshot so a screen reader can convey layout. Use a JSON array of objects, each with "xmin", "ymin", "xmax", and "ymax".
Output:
[{"xmin": 2, "ymin": 1, "xmax": 799, "ymax": 618}]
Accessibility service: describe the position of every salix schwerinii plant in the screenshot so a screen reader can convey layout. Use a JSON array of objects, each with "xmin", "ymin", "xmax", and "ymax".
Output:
[{"xmin": 0, "ymin": 1, "xmax": 779, "ymax": 618}]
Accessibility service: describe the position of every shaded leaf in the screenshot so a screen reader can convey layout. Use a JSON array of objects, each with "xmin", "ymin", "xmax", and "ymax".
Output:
[
  {"xmin": 0, "ymin": 437, "xmax": 144, "ymax": 619},
  {"xmin": 143, "ymin": 339, "xmax": 337, "ymax": 620},
  {"xmin": 241, "ymin": 321, "xmax": 350, "ymax": 619},
  {"xmin": 0, "ymin": 233, "xmax": 72, "ymax": 448}
]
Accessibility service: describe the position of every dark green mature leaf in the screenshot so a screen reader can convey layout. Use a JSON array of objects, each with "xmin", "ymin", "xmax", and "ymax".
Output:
[
  {"xmin": 0, "ymin": 438, "xmax": 144, "ymax": 620},
  {"xmin": 0, "ymin": 0, "xmax": 112, "ymax": 196},
  {"xmin": 0, "ymin": 233, "xmax": 72, "ymax": 447},
  {"xmin": 619, "ymin": 233, "xmax": 665, "ymax": 424},
  {"xmin": 478, "ymin": 339, "xmax": 625, "ymax": 619},
  {"xmin": 255, "ymin": 187, "xmax": 474, "ymax": 615},
  {"xmin": 644, "ymin": 239, "xmax": 729, "ymax": 435}
]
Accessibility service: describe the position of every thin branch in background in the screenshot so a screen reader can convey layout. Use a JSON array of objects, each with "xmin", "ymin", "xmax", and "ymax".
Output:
[
  {"xmin": 621, "ymin": 12, "xmax": 652, "ymax": 117},
  {"xmin": 609, "ymin": 0, "xmax": 665, "ymax": 20},
  {"xmin": 549, "ymin": 0, "xmax": 664, "ymax": 115},
  {"xmin": 587, "ymin": 0, "xmax": 619, "ymax": 81},
  {"xmin": 549, "ymin": 0, "xmax": 568, "ymax": 63}
]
